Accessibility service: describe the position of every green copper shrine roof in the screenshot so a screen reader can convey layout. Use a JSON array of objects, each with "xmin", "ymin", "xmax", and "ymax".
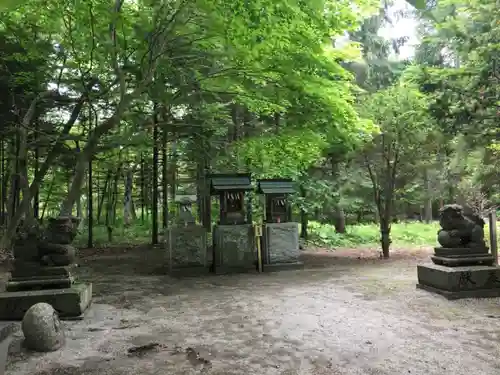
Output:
[
  {"xmin": 209, "ymin": 173, "xmax": 252, "ymax": 194},
  {"xmin": 257, "ymin": 179, "xmax": 295, "ymax": 194}
]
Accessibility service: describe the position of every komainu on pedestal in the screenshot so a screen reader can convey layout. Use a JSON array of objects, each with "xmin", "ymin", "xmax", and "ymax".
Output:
[
  {"xmin": 417, "ymin": 204, "xmax": 500, "ymax": 300},
  {"xmin": 0, "ymin": 217, "xmax": 92, "ymax": 320}
]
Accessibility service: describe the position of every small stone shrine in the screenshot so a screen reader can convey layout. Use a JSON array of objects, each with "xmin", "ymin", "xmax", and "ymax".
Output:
[
  {"xmin": 165, "ymin": 195, "xmax": 208, "ymax": 275},
  {"xmin": 0, "ymin": 216, "xmax": 92, "ymax": 320},
  {"xmin": 257, "ymin": 179, "xmax": 303, "ymax": 271},
  {"xmin": 210, "ymin": 173, "xmax": 255, "ymax": 274},
  {"xmin": 417, "ymin": 204, "xmax": 500, "ymax": 299}
]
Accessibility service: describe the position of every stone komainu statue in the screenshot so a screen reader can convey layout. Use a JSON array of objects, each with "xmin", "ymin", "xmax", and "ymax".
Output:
[{"xmin": 437, "ymin": 204, "xmax": 486, "ymax": 249}]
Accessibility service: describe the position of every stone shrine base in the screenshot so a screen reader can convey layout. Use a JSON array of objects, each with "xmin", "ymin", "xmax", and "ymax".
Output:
[
  {"xmin": 417, "ymin": 263, "xmax": 500, "ymax": 300},
  {"xmin": 165, "ymin": 226, "xmax": 208, "ymax": 275},
  {"xmin": 0, "ymin": 283, "xmax": 92, "ymax": 320},
  {"xmin": 262, "ymin": 223, "xmax": 303, "ymax": 272},
  {"xmin": 213, "ymin": 224, "xmax": 255, "ymax": 274}
]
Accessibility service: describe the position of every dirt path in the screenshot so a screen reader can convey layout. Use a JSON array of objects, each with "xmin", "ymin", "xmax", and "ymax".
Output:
[{"xmin": 5, "ymin": 247, "xmax": 500, "ymax": 375}]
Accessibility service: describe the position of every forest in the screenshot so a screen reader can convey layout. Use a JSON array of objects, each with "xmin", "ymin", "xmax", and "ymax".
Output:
[{"xmin": 0, "ymin": 0, "xmax": 498, "ymax": 259}]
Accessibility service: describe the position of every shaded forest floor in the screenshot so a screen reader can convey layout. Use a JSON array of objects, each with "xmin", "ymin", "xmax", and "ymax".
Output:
[{"xmin": 4, "ymin": 245, "xmax": 500, "ymax": 375}]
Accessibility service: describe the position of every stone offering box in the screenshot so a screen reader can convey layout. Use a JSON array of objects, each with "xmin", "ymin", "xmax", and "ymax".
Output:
[
  {"xmin": 210, "ymin": 174, "xmax": 255, "ymax": 274},
  {"xmin": 257, "ymin": 179, "xmax": 303, "ymax": 272}
]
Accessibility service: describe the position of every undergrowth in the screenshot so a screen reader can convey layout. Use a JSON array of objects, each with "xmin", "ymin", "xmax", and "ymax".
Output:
[
  {"xmin": 307, "ymin": 221, "xmax": 440, "ymax": 248},
  {"xmin": 73, "ymin": 219, "xmax": 499, "ymax": 249}
]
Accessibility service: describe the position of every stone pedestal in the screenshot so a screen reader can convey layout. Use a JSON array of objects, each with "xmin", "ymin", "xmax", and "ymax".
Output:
[
  {"xmin": 417, "ymin": 264, "xmax": 500, "ymax": 299},
  {"xmin": 0, "ymin": 216, "xmax": 92, "ymax": 320},
  {"xmin": 431, "ymin": 247, "xmax": 494, "ymax": 266},
  {"xmin": 213, "ymin": 224, "xmax": 255, "ymax": 274},
  {"xmin": 0, "ymin": 283, "xmax": 92, "ymax": 320},
  {"xmin": 165, "ymin": 225, "xmax": 209, "ymax": 276},
  {"xmin": 262, "ymin": 223, "xmax": 303, "ymax": 272},
  {"xmin": 6, "ymin": 262, "xmax": 76, "ymax": 292}
]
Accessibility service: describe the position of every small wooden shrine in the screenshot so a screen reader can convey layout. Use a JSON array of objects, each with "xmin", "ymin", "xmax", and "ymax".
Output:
[
  {"xmin": 257, "ymin": 179, "xmax": 294, "ymax": 223},
  {"xmin": 209, "ymin": 173, "xmax": 252, "ymax": 225},
  {"xmin": 257, "ymin": 178, "xmax": 302, "ymax": 271}
]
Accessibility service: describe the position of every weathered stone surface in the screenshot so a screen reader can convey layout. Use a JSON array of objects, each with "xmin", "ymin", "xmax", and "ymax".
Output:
[
  {"xmin": 434, "ymin": 247, "xmax": 488, "ymax": 257},
  {"xmin": 437, "ymin": 204, "xmax": 486, "ymax": 249},
  {"xmin": 7, "ymin": 264, "xmax": 75, "ymax": 292},
  {"xmin": 0, "ymin": 283, "xmax": 92, "ymax": 320},
  {"xmin": 264, "ymin": 223, "xmax": 300, "ymax": 264},
  {"xmin": 44, "ymin": 216, "xmax": 80, "ymax": 245},
  {"xmin": 10, "ymin": 264, "xmax": 75, "ymax": 279},
  {"xmin": 430, "ymin": 254, "xmax": 494, "ymax": 267},
  {"xmin": 213, "ymin": 225, "xmax": 255, "ymax": 272},
  {"xmin": 6, "ymin": 277, "xmax": 73, "ymax": 292},
  {"xmin": 165, "ymin": 226, "xmax": 207, "ymax": 268},
  {"xmin": 0, "ymin": 322, "xmax": 18, "ymax": 375},
  {"xmin": 0, "ymin": 322, "xmax": 18, "ymax": 343},
  {"xmin": 417, "ymin": 263, "xmax": 500, "ymax": 299},
  {"xmin": 21, "ymin": 303, "xmax": 64, "ymax": 352}
]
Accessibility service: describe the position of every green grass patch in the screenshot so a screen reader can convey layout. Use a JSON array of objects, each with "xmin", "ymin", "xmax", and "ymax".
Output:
[
  {"xmin": 308, "ymin": 220, "xmax": 500, "ymax": 248},
  {"xmin": 308, "ymin": 221, "xmax": 439, "ymax": 247},
  {"xmin": 74, "ymin": 219, "xmax": 500, "ymax": 250}
]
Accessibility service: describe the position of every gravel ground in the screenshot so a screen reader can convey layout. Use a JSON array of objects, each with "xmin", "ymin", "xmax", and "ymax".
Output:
[{"xmin": 3, "ymin": 246, "xmax": 500, "ymax": 375}]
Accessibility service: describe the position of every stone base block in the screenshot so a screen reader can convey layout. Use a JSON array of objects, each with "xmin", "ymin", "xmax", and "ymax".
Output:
[
  {"xmin": 416, "ymin": 283, "xmax": 500, "ymax": 300},
  {"xmin": 434, "ymin": 247, "xmax": 489, "ymax": 257},
  {"xmin": 431, "ymin": 255, "xmax": 495, "ymax": 267},
  {"xmin": 10, "ymin": 264, "xmax": 75, "ymax": 279},
  {"xmin": 263, "ymin": 262, "xmax": 304, "ymax": 273},
  {"xmin": 264, "ymin": 223, "xmax": 301, "ymax": 265},
  {"xmin": 165, "ymin": 226, "xmax": 207, "ymax": 272},
  {"xmin": 213, "ymin": 224, "xmax": 255, "ymax": 273},
  {"xmin": 417, "ymin": 263, "xmax": 500, "ymax": 300},
  {"xmin": 0, "ymin": 283, "xmax": 92, "ymax": 320}
]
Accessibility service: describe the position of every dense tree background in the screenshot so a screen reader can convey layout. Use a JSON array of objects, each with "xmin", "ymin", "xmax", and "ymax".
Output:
[{"xmin": 0, "ymin": 0, "xmax": 497, "ymax": 258}]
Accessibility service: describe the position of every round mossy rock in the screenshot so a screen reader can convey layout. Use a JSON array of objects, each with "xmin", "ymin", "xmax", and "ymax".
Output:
[{"xmin": 22, "ymin": 303, "xmax": 65, "ymax": 352}]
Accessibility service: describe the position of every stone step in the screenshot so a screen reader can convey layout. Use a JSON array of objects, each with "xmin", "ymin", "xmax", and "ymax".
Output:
[
  {"xmin": 10, "ymin": 264, "xmax": 75, "ymax": 279},
  {"xmin": 6, "ymin": 277, "xmax": 73, "ymax": 292},
  {"xmin": 431, "ymin": 255, "xmax": 495, "ymax": 267},
  {"xmin": 433, "ymin": 253, "xmax": 492, "ymax": 259},
  {"xmin": 434, "ymin": 247, "xmax": 489, "ymax": 257}
]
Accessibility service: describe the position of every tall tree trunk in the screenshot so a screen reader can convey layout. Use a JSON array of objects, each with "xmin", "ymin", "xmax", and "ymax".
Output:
[
  {"xmin": 40, "ymin": 175, "xmax": 56, "ymax": 222},
  {"xmin": 7, "ymin": 137, "xmax": 20, "ymax": 222},
  {"xmin": 162, "ymin": 125, "xmax": 168, "ymax": 228},
  {"xmin": 334, "ymin": 206, "xmax": 346, "ymax": 234},
  {"xmin": 299, "ymin": 184, "xmax": 308, "ymax": 239},
  {"xmin": 87, "ymin": 155, "xmax": 93, "ymax": 248},
  {"xmin": 97, "ymin": 170, "xmax": 111, "ymax": 224},
  {"xmin": 379, "ymin": 216, "xmax": 391, "ymax": 259},
  {"xmin": 0, "ymin": 137, "xmax": 5, "ymax": 226},
  {"xmin": 123, "ymin": 167, "xmax": 134, "ymax": 226},
  {"xmin": 170, "ymin": 141, "xmax": 177, "ymax": 202},
  {"xmin": 140, "ymin": 153, "xmax": 145, "ymax": 224},
  {"xmin": 151, "ymin": 104, "xmax": 159, "ymax": 245},
  {"xmin": 130, "ymin": 197, "xmax": 137, "ymax": 221},
  {"xmin": 274, "ymin": 112, "xmax": 280, "ymax": 134},
  {"xmin": 33, "ymin": 120, "xmax": 39, "ymax": 219},
  {"xmin": 423, "ymin": 167, "xmax": 432, "ymax": 223}
]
